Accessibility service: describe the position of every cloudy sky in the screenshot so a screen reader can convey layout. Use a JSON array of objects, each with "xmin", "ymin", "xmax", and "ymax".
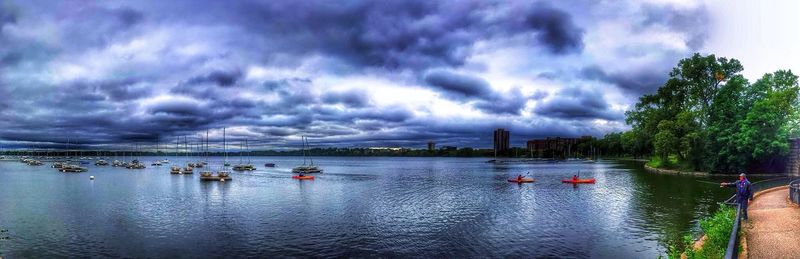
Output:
[{"xmin": 0, "ymin": 0, "xmax": 798, "ymax": 150}]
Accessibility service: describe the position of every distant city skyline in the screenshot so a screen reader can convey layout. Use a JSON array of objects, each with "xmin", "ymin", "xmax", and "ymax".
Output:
[{"xmin": 0, "ymin": 0, "xmax": 798, "ymax": 149}]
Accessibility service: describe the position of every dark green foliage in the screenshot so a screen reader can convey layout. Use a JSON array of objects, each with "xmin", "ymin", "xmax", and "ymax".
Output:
[
  {"xmin": 668, "ymin": 205, "xmax": 735, "ymax": 259},
  {"xmin": 616, "ymin": 52, "xmax": 799, "ymax": 173}
]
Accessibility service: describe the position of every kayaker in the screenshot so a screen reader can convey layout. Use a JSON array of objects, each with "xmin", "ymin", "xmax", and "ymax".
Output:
[
  {"xmin": 720, "ymin": 173, "xmax": 753, "ymax": 220},
  {"xmin": 299, "ymin": 173, "xmax": 305, "ymax": 177},
  {"xmin": 517, "ymin": 175, "xmax": 524, "ymax": 182},
  {"xmin": 572, "ymin": 175, "xmax": 578, "ymax": 182}
]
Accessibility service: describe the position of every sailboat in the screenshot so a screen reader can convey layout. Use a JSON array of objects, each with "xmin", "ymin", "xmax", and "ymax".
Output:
[
  {"xmin": 170, "ymin": 138, "xmax": 183, "ymax": 174},
  {"xmin": 292, "ymin": 136, "xmax": 322, "ymax": 174},
  {"xmin": 112, "ymin": 149, "xmax": 122, "ymax": 167},
  {"xmin": 161, "ymin": 135, "xmax": 170, "ymax": 164},
  {"xmin": 202, "ymin": 128, "xmax": 231, "ymax": 181},
  {"xmin": 60, "ymin": 138, "xmax": 88, "ymax": 172},
  {"xmin": 152, "ymin": 136, "xmax": 162, "ymax": 166},
  {"xmin": 182, "ymin": 136, "xmax": 194, "ymax": 174},
  {"xmin": 194, "ymin": 137, "xmax": 205, "ymax": 168},
  {"xmin": 233, "ymin": 139, "xmax": 256, "ymax": 171},
  {"xmin": 126, "ymin": 143, "xmax": 146, "ymax": 169}
]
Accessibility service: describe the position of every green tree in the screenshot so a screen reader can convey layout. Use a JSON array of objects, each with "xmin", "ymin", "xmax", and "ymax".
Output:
[
  {"xmin": 707, "ymin": 75, "xmax": 749, "ymax": 172},
  {"xmin": 670, "ymin": 53, "xmax": 744, "ymax": 126},
  {"xmin": 654, "ymin": 120, "xmax": 678, "ymax": 163},
  {"xmin": 737, "ymin": 70, "xmax": 799, "ymax": 170}
]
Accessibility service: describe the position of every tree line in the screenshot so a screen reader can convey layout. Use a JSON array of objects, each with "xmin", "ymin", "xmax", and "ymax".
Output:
[{"xmin": 597, "ymin": 53, "xmax": 800, "ymax": 173}]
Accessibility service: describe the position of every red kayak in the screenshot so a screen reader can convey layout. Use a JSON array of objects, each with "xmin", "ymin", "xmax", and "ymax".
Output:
[
  {"xmin": 562, "ymin": 178, "xmax": 596, "ymax": 184},
  {"xmin": 292, "ymin": 175, "xmax": 315, "ymax": 180},
  {"xmin": 508, "ymin": 178, "xmax": 535, "ymax": 183}
]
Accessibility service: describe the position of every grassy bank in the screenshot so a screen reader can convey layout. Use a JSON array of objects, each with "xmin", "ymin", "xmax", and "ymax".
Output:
[
  {"xmin": 647, "ymin": 155, "xmax": 695, "ymax": 172},
  {"xmin": 667, "ymin": 205, "xmax": 736, "ymax": 259}
]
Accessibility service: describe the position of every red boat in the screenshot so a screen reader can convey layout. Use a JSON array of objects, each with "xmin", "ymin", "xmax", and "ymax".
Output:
[
  {"xmin": 292, "ymin": 175, "xmax": 314, "ymax": 180},
  {"xmin": 562, "ymin": 178, "xmax": 596, "ymax": 184},
  {"xmin": 507, "ymin": 178, "xmax": 535, "ymax": 183}
]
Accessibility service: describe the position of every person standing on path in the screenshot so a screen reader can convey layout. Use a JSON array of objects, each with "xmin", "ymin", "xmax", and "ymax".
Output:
[{"xmin": 720, "ymin": 173, "xmax": 753, "ymax": 220}]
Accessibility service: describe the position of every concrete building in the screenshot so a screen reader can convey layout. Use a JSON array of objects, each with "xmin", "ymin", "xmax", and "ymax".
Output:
[
  {"xmin": 427, "ymin": 141, "xmax": 435, "ymax": 152},
  {"xmin": 493, "ymin": 128, "xmax": 510, "ymax": 155}
]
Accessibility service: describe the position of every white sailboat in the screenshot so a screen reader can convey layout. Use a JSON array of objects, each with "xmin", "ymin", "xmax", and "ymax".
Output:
[
  {"xmin": 292, "ymin": 136, "xmax": 322, "ymax": 174},
  {"xmin": 202, "ymin": 128, "xmax": 231, "ymax": 181}
]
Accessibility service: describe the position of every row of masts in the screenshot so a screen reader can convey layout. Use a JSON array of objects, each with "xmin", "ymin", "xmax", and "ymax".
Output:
[{"xmin": 8, "ymin": 130, "xmax": 322, "ymax": 178}]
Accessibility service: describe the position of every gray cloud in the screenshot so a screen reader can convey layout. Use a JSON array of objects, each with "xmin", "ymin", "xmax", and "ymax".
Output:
[
  {"xmin": 424, "ymin": 69, "xmax": 493, "ymax": 99},
  {"xmin": 424, "ymin": 69, "xmax": 529, "ymax": 115},
  {"xmin": 321, "ymin": 89, "xmax": 371, "ymax": 108},
  {"xmin": 534, "ymin": 87, "xmax": 623, "ymax": 121},
  {"xmin": 0, "ymin": 0, "xmax": 708, "ymax": 149},
  {"xmin": 186, "ymin": 70, "xmax": 243, "ymax": 87},
  {"xmin": 641, "ymin": 4, "xmax": 709, "ymax": 50},
  {"xmin": 580, "ymin": 65, "xmax": 668, "ymax": 95},
  {"xmin": 520, "ymin": 2, "xmax": 585, "ymax": 54}
]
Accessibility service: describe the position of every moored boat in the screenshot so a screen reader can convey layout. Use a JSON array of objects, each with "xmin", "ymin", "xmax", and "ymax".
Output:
[
  {"xmin": 292, "ymin": 136, "xmax": 323, "ymax": 174},
  {"xmin": 60, "ymin": 163, "xmax": 88, "ymax": 172}
]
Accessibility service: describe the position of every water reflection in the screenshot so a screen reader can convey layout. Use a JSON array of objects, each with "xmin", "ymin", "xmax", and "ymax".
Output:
[{"xmin": 0, "ymin": 157, "xmax": 731, "ymax": 257}]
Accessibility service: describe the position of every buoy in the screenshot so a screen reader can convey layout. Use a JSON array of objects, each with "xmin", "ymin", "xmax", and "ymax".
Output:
[{"xmin": 90, "ymin": 176, "xmax": 95, "ymax": 180}]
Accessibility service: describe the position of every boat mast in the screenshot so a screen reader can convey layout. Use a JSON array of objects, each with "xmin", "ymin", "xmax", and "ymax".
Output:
[
  {"xmin": 307, "ymin": 137, "xmax": 314, "ymax": 166},
  {"xmin": 301, "ymin": 136, "xmax": 307, "ymax": 165},
  {"xmin": 184, "ymin": 136, "xmax": 188, "ymax": 163},
  {"xmin": 223, "ymin": 128, "xmax": 227, "ymax": 167}
]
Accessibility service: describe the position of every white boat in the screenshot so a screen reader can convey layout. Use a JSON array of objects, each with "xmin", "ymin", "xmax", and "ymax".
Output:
[
  {"xmin": 233, "ymin": 139, "xmax": 256, "ymax": 171},
  {"xmin": 202, "ymin": 128, "xmax": 232, "ymax": 182},
  {"xmin": 292, "ymin": 136, "xmax": 322, "ymax": 174}
]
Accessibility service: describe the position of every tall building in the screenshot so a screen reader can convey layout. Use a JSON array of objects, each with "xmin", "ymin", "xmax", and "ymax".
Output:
[
  {"xmin": 493, "ymin": 128, "xmax": 510, "ymax": 154},
  {"xmin": 427, "ymin": 141, "xmax": 435, "ymax": 151}
]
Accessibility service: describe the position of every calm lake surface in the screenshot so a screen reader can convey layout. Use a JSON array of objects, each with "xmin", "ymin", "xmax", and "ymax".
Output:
[{"xmin": 0, "ymin": 156, "xmax": 734, "ymax": 258}]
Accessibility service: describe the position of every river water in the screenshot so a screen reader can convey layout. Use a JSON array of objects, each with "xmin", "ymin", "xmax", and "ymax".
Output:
[{"xmin": 0, "ymin": 157, "xmax": 735, "ymax": 258}]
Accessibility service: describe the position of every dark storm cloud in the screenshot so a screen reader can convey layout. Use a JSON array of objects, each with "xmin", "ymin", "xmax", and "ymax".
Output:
[
  {"xmin": 0, "ymin": 3, "xmax": 18, "ymax": 28},
  {"xmin": 141, "ymin": 0, "xmax": 583, "ymax": 71},
  {"xmin": 516, "ymin": 2, "xmax": 584, "ymax": 54},
  {"xmin": 534, "ymin": 87, "xmax": 623, "ymax": 121},
  {"xmin": 186, "ymin": 70, "xmax": 243, "ymax": 87},
  {"xmin": 424, "ymin": 70, "xmax": 493, "ymax": 99},
  {"xmin": 0, "ymin": 0, "xmax": 697, "ymax": 149},
  {"xmin": 321, "ymin": 89, "xmax": 370, "ymax": 108},
  {"xmin": 0, "ymin": 3, "xmax": 19, "ymax": 29},
  {"xmin": 313, "ymin": 105, "xmax": 414, "ymax": 124},
  {"xmin": 473, "ymin": 88, "xmax": 529, "ymax": 115},
  {"xmin": 424, "ymin": 70, "xmax": 529, "ymax": 115},
  {"xmin": 580, "ymin": 65, "xmax": 668, "ymax": 95}
]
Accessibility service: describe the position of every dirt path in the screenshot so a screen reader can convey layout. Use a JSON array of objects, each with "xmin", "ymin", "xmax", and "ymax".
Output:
[{"xmin": 744, "ymin": 187, "xmax": 800, "ymax": 259}]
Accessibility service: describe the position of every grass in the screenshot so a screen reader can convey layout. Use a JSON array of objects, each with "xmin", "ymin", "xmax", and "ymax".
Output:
[
  {"xmin": 667, "ymin": 205, "xmax": 736, "ymax": 259},
  {"xmin": 647, "ymin": 155, "xmax": 695, "ymax": 171}
]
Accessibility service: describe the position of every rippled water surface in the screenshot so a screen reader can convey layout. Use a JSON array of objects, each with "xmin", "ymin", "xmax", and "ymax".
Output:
[{"xmin": 0, "ymin": 157, "xmax": 734, "ymax": 258}]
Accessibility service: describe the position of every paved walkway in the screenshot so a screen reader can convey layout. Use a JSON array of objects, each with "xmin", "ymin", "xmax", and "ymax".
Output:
[{"xmin": 744, "ymin": 187, "xmax": 800, "ymax": 258}]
